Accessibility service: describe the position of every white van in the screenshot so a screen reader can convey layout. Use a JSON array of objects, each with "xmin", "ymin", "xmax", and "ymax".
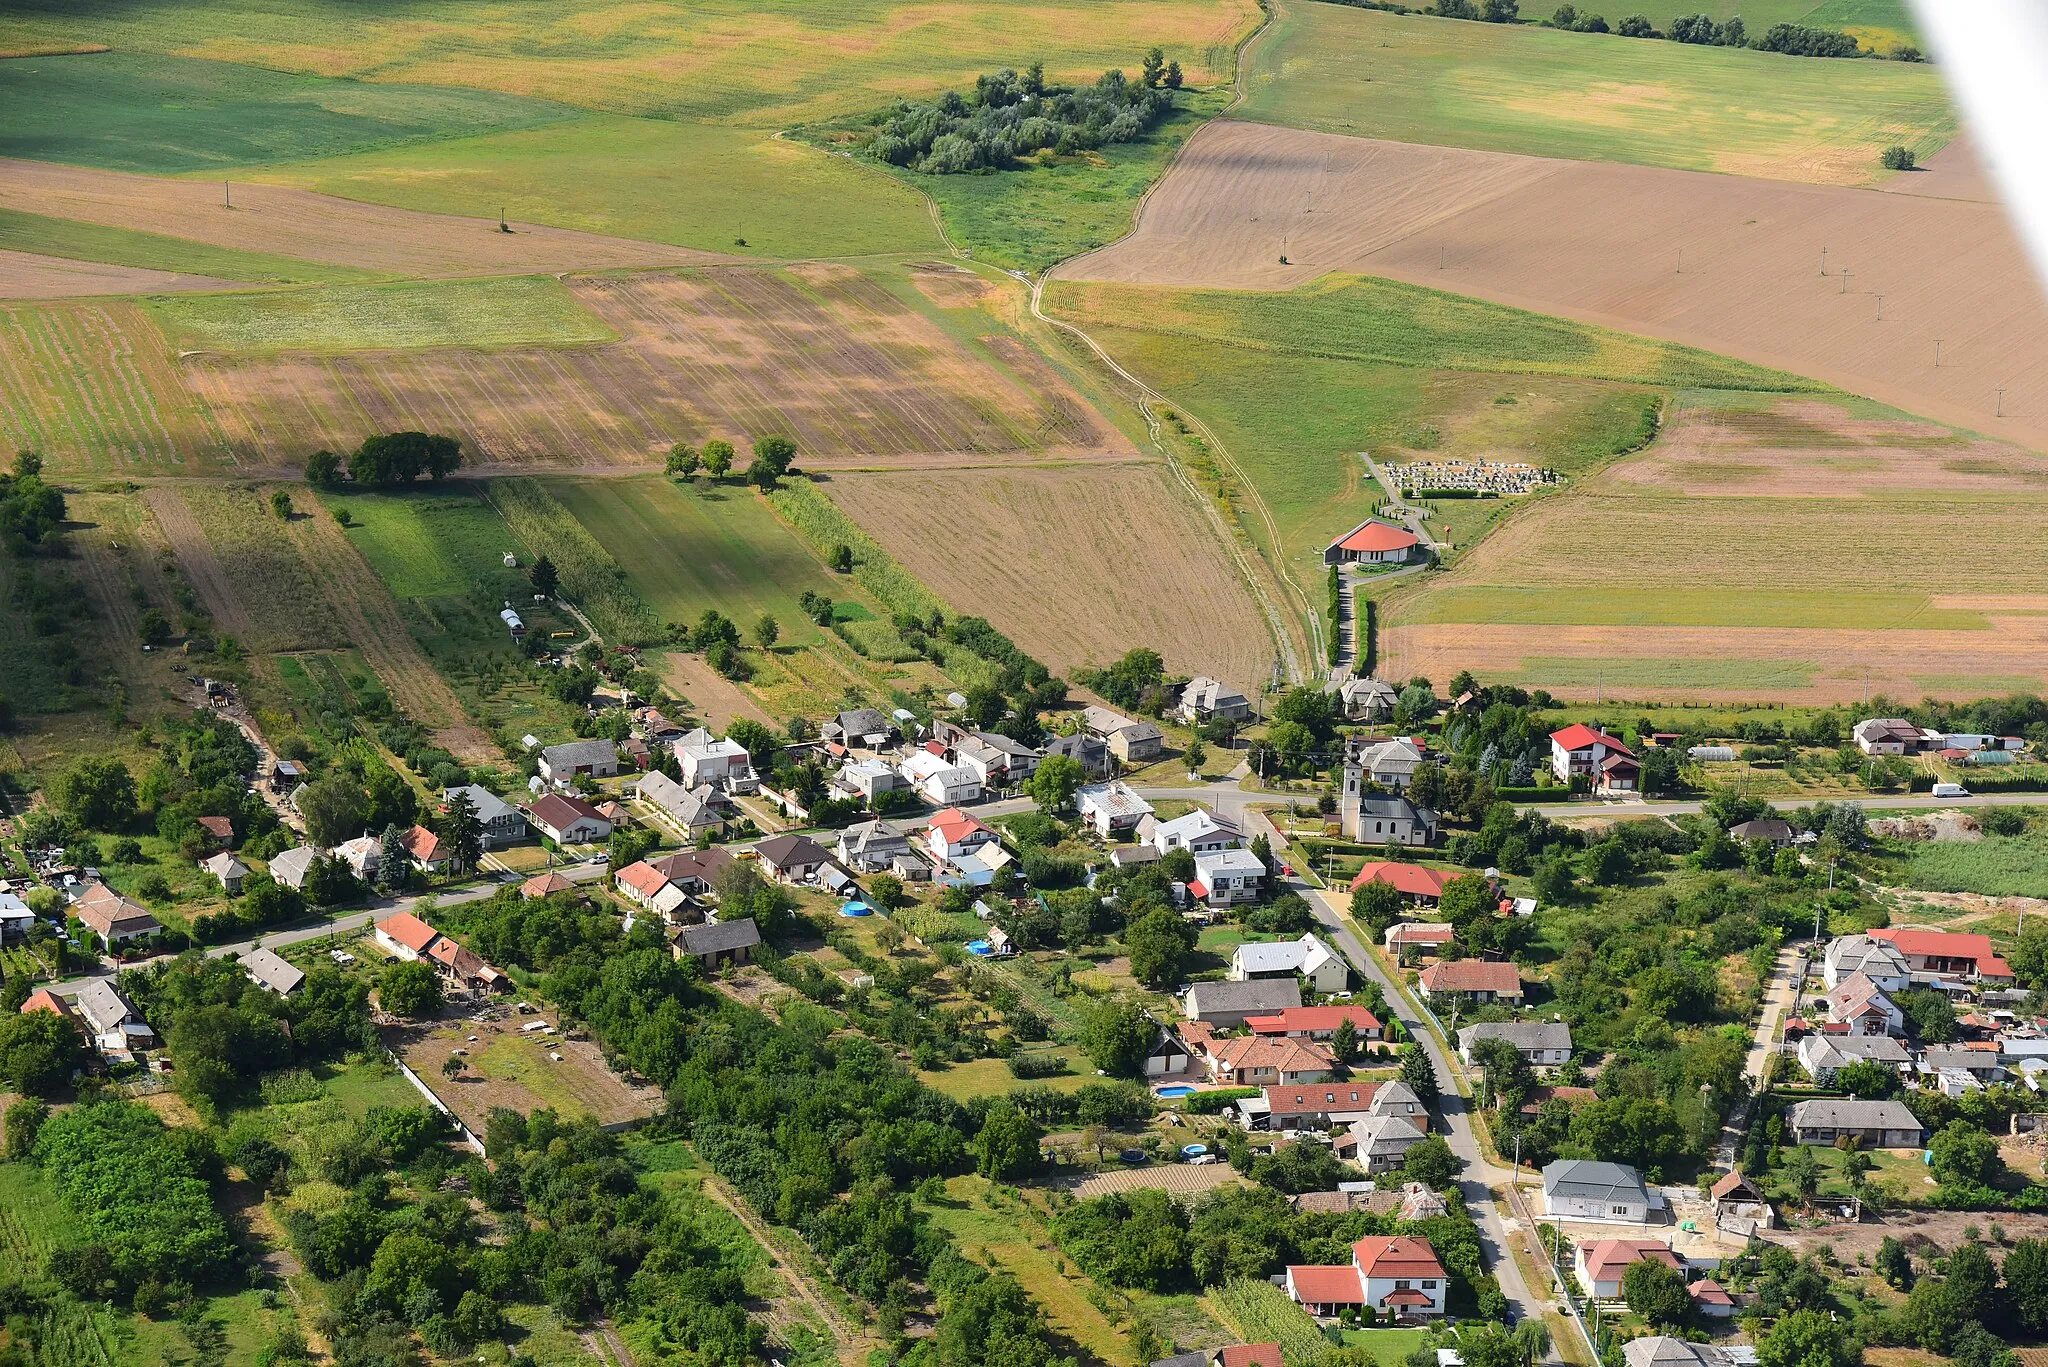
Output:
[{"xmin": 1931, "ymin": 782, "xmax": 1971, "ymax": 798}]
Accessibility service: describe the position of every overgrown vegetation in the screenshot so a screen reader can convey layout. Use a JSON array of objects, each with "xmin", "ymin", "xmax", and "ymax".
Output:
[{"xmin": 862, "ymin": 54, "xmax": 1182, "ymax": 174}]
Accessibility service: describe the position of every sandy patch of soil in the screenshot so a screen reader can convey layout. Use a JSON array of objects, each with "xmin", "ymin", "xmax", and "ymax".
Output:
[
  {"xmin": 1061, "ymin": 120, "xmax": 2048, "ymax": 455},
  {"xmin": 0, "ymin": 156, "xmax": 719, "ymax": 277},
  {"xmin": 0, "ymin": 246, "xmax": 243, "ymax": 299},
  {"xmin": 660, "ymin": 650, "xmax": 778, "ymax": 730}
]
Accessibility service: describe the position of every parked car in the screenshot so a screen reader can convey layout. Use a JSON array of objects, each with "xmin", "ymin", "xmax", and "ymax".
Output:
[{"xmin": 1932, "ymin": 783, "xmax": 1971, "ymax": 798}]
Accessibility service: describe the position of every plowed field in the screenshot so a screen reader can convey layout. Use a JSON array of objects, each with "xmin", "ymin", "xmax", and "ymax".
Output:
[
  {"xmin": 14, "ymin": 264, "xmax": 1128, "ymax": 473},
  {"xmin": 1062, "ymin": 121, "xmax": 2048, "ymax": 454},
  {"xmin": 823, "ymin": 463, "xmax": 1276, "ymax": 683},
  {"xmin": 0, "ymin": 247, "xmax": 239, "ymax": 299},
  {"xmin": 1380, "ymin": 394, "xmax": 2048, "ymax": 702},
  {"xmin": 0, "ymin": 157, "xmax": 713, "ymax": 277}
]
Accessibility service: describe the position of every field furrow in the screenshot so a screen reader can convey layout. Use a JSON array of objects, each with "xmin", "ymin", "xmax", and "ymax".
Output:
[{"xmin": 141, "ymin": 485, "xmax": 256, "ymax": 637}]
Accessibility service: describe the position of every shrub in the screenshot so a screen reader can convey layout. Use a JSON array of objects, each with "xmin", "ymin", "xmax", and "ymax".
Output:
[{"xmin": 1881, "ymin": 144, "xmax": 1916, "ymax": 171}]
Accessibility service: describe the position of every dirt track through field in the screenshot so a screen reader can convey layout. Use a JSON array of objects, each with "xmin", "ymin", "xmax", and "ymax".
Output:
[
  {"xmin": 822, "ymin": 463, "xmax": 1277, "ymax": 683},
  {"xmin": 141, "ymin": 485, "xmax": 255, "ymax": 636},
  {"xmin": 1061, "ymin": 120, "xmax": 2048, "ymax": 453},
  {"xmin": 0, "ymin": 157, "xmax": 720, "ymax": 277},
  {"xmin": 0, "ymin": 247, "xmax": 242, "ymax": 299},
  {"xmin": 284, "ymin": 502, "xmax": 496, "ymax": 760}
]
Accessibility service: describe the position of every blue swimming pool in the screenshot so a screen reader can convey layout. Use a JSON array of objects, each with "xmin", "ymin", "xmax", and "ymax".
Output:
[
  {"xmin": 838, "ymin": 900, "xmax": 873, "ymax": 917},
  {"xmin": 1157, "ymin": 1085, "xmax": 1195, "ymax": 1097},
  {"xmin": 966, "ymin": 940, "xmax": 994, "ymax": 956}
]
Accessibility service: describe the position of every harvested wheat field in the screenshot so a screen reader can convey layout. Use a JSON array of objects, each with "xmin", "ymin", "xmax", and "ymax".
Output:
[
  {"xmin": 0, "ymin": 157, "xmax": 714, "ymax": 277},
  {"xmin": 9, "ymin": 264, "xmax": 1129, "ymax": 473},
  {"xmin": 0, "ymin": 246, "xmax": 241, "ymax": 299},
  {"xmin": 823, "ymin": 464, "xmax": 1276, "ymax": 682},
  {"xmin": 1062, "ymin": 121, "xmax": 2048, "ymax": 454},
  {"xmin": 1380, "ymin": 395, "xmax": 2048, "ymax": 703}
]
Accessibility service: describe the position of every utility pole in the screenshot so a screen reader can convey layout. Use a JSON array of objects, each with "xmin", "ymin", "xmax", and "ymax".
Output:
[
  {"xmin": 1874, "ymin": 295, "xmax": 1884, "ymax": 321},
  {"xmin": 1935, "ymin": 339, "xmax": 1943, "ymax": 367},
  {"xmin": 1998, "ymin": 387, "xmax": 2007, "ymax": 417},
  {"xmin": 1819, "ymin": 246, "xmax": 1828, "ymax": 276}
]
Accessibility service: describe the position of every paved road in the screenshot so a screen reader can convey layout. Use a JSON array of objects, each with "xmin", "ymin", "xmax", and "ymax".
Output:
[
  {"xmin": 42, "ymin": 863, "xmax": 610, "ymax": 999},
  {"xmin": 1295, "ymin": 880, "xmax": 1553, "ymax": 1342},
  {"xmin": 1532, "ymin": 790, "xmax": 2046, "ymax": 818}
]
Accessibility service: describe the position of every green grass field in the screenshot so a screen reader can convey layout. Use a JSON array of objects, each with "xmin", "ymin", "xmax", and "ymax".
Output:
[
  {"xmin": 250, "ymin": 114, "xmax": 941, "ymax": 261},
  {"xmin": 0, "ymin": 49, "xmax": 574, "ymax": 174},
  {"xmin": 1048, "ymin": 275, "xmax": 1729, "ymax": 612},
  {"xmin": 145, "ymin": 276, "xmax": 613, "ymax": 354},
  {"xmin": 0, "ymin": 207, "xmax": 380, "ymax": 285},
  {"xmin": 546, "ymin": 476, "xmax": 874, "ymax": 647},
  {"xmin": 1402, "ymin": 584, "xmax": 1968, "ymax": 628},
  {"xmin": 1239, "ymin": 2, "xmax": 1953, "ymax": 185},
  {"xmin": 1904, "ymin": 837, "xmax": 2048, "ymax": 900},
  {"xmin": 1047, "ymin": 275, "xmax": 1815, "ymax": 390}
]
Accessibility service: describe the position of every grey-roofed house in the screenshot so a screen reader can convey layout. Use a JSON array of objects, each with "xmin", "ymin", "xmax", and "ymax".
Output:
[
  {"xmin": 201, "ymin": 851, "xmax": 251, "ymax": 895},
  {"xmin": 243, "ymin": 946, "xmax": 305, "ymax": 995},
  {"xmin": 1797, "ymin": 1031, "xmax": 1911, "ymax": 1084},
  {"xmin": 1622, "ymin": 1340, "xmax": 1738, "ymax": 1367},
  {"xmin": 635, "ymin": 770, "xmax": 728, "ymax": 840},
  {"xmin": 1331, "ymin": 676, "xmax": 1399, "ymax": 723},
  {"xmin": 824, "ymin": 708, "xmax": 896, "ymax": 751},
  {"xmin": 837, "ymin": 819, "xmax": 911, "ymax": 872},
  {"xmin": 442, "ymin": 785, "xmax": 530, "ymax": 848},
  {"xmin": 1541, "ymin": 1159, "xmax": 1658, "ymax": 1223},
  {"xmin": 1042, "ymin": 732, "xmax": 1111, "ymax": 776},
  {"xmin": 1178, "ymin": 677, "xmax": 1254, "ymax": 725},
  {"xmin": 1342, "ymin": 791, "xmax": 1438, "ymax": 847},
  {"xmin": 1184, "ymin": 978, "xmax": 1303, "ymax": 1027},
  {"xmin": 1458, "ymin": 1021, "xmax": 1573, "ymax": 1069},
  {"xmin": 674, "ymin": 916, "xmax": 761, "ymax": 970},
  {"xmin": 74, "ymin": 979, "xmax": 155, "ymax": 1058},
  {"xmin": 538, "ymin": 738, "xmax": 621, "ymax": 786},
  {"xmin": 1349, "ymin": 1113, "xmax": 1429, "ymax": 1173},
  {"xmin": 1786, "ymin": 1098, "xmax": 1926, "ymax": 1149},
  {"xmin": 1727, "ymin": 818, "xmax": 1800, "ymax": 847},
  {"xmin": 1082, "ymin": 706, "xmax": 1164, "ymax": 763},
  {"xmin": 267, "ymin": 846, "xmax": 321, "ymax": 891}
]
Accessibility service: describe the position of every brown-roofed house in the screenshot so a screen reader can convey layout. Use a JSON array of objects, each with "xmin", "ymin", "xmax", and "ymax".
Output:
[
  {"xmin": 374, "ymin": 911, "xmax": 440, "ymax": 960},
  {"xmin": 20, "ymin": 988, "xmax": 73, "ymax": 1019},
  {"xmin": 72, "ymin": 882, "xmax": 161, "ymax": 945},
  {"xmin": 1417, "ymin": 958, "xmax": 1522, "ymax": 1005},
  {"xmin": 401, "ymin": 825, "xmax": 451, "ymax": 874},
  {"xmin": 195, "ymin": 815, "xmax": 235, "ymax": 848},
  {"xmin": 520, "ymin": 870, "xmax": 578, "ymax": 900},
  {"xmin": 753, "ymin": 834, "xmax": 831, "ymax": 884}
]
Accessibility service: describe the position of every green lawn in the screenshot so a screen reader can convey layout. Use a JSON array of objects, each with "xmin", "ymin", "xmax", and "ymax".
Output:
[
  {"xmin": 543, "ymin": 475, "xmax": 873, "ymax": 647},
  {"xmin": 917, "ymin": 1056, "xmax": 1096, "ymax": 1102},
  {"xmin": 0, "ymin": 49, "xmax": 573, "ymax": 174},
  {"xmin": 1238, "ymin": 2, "xmax": 1953, "ymax": 186},
  {"xmin": 144, "ymin": 275, "xmax": 613, "ymax": 354},
  {"xmin": 0, "ymin": 207, "xmax": 380, "ymax": 285},
  {"xmin": 1504, "ymin": 656, "xmax": 1818, "ymax": 690},
  {"xmin": 1338, "ymin": 1327, "xmax": 1427, "ymax": 1367},
  {"xmin": 0, "ymin": 1161, "xmax": 79, "ymax": 1280}
]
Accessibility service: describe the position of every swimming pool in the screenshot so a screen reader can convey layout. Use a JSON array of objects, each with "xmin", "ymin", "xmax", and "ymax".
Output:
[
  {"xmin": 1156, "ymin": 1085, "xmax": 1195, "ymax": 1097},
  {"xmin": 966, "ymin": 940, "xmax": 994, "ymax": 956}
]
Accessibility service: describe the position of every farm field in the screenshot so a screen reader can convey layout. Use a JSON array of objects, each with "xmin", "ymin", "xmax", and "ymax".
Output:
[
  {"xmin": 0, "ymin": 206, "xmax": 380, "ymax": 286},
  {"xmin": 0, "ymin": 157, "xmax": 712, "ymax": 279},
  {"xmin": 1901, "ymin": 837, "xmax": 2048, "ymax": 900},
  {"xmin": 147, "ymin": 275, "xmax": 616, "ymax": 354},
  {"xmin": 544, "ymin": 475, "xmax": 876, "ymax": 647},
  {"xmin": 823, "ymin": 463, "xmax": 1280, "ymax": 683},
  {"xmin": 1062, "ymin": 121, "xmax": 2048, "ymax": 456},
  {"xmin": 0, "ymin": 49, "xmax": 574, "ymax": 173},
  {"xmin": 1235, "ymin": 1, "xmax": 1952, "ymax": 185},
  {"xmin": 6, "ymin": 263, "xmax": 1128, "ymax": 475},
  {"xmin": 1377, "ymin": 392, "xmax": 2048, "ymax": 702},
  {"xmin": 0, "ymin": 248, "xmax": 239, "ymax": 300}
]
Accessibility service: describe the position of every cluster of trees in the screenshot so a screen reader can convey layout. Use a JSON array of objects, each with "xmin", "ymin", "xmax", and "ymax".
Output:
[
  {"xmin": 1050, "ymin": 1182, "xmax": 1504, "ymax": 1315},
  {"xmin": 0, "ymin": 1007, "xmax": 86, "ymax": 1096},
  {"xmin": 142, "ymin": 712, "xmax": 276, "ymax": 858},
  {"xmin": 869, "ymin": 57, "xmax": 1181, "ymax": 174},
  {"xmin": 122, "ymin": 953, "xmax": 375, "ymax": 1111},
  {"xmin": 306, "ymin": 431, "xmax": 463, "ymax": 489},
  {"xmin": 0, "ymin": 450, "xmax": 64, "ymax": 554},
  {"xmin": 295, "ymin": 740, "xmax": 419, "ymax": 848},
  {"xmin": 664, "ymin": 434, "xmax": 800, "ymax": 489},
  {"xmin": 1537, "ymin": 4, "xmax": 1881, "ymax": 55},
  {"xmin": 34, "ymin": 1101, "xmax": 234, "ymax": 1302},
  {"xmin": 433, "ymin": 887, "xmax": 1068, "ymax": 1361}
]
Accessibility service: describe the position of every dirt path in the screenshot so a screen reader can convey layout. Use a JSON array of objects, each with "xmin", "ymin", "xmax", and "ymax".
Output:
[
  {"xmin": 697, "ymin": 1171, "xmax": 873, "ymax": 1366},
  {"xmin": 282, "ymin": 501, "xmax": 497, "ymax": 762},
  {"xmin": 141, "ymin": 485, "xmax": 256, "ymax": 636}
]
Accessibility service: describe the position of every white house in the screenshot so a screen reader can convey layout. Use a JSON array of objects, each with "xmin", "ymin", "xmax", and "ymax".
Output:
[
  {"xmin": 1332, "ymin": 676, "xmax": 1398, "ymax": 723},
  {"xmin": 1285, "ymin": 1236, "xmax": 1446, "ymax": 1321},
  {"xmin": 1541, "ymin": 1159, "xmax": 1658, "ymax": 1224},
  {"xmin": 334, "ymin": 835, "xmax": 381, "ymax": 883},
  {"xmin": 1078, "ymin": 781, "xmax": 1153, "ymax": 838},
  {"xmin": 1178, "ymin": 677, "xmax": 1255, "ymax": 725},
  {"xmin": 1852, "ymin": 718, "xmax": 1924, "ymax": 756},
  {"xmin": 1823, "ymin": 934, "xmax": 1912, "ymax": 993},
  {"xmin": 835, "ymin": 757, "xmax": 905, "ymax": 802},
  {"xmin": 900, "ymin": 749, "xmax": 982, "ymax": 805},
  {"xmin": 1192, "ymin": 848, "xmax": 1266, "ymax": 909},
  {"xmin": 1230, "ymin": 932, "xmax": 1347, "ymax": 994},
  {"xmin": 955, "ymin": 732, "xmax": 1041, "ymax": 787},
  {"xmin": 925, "ymin": 808, "xmax": 999, "ymax": 864},
  {"xmin": 675, "ymin": 729, "xmax": 758, "ymax": 793},
  {"xmin": 1350, "ymin": 739, "xmax": 1426, "ymax": 791},
  {"xmin": 375, "ymin": 911, "xmax": 440, "ymax": 961},
  {"xmin": 1549, "ymin": 725, "xmax": 1639, "ymax": 793},
  {"xmin": 838, "ymin": 818, "xmax": 912, "ymax": 871},
  {"xmin": 524, "ymin": 793, "xmax": 613, "ymax": 845},
  {"xmin": 1341, "ymin": 788, "xmax": 1438, "ymax": 847},
  {"xmin": 74, "ymin": 979, "xmax": 155, "ymax": 1059},
  {"xmin": 1458, "ymin": 1021, "xmax": 1572, "ymax": 1069},
  {"xmin": 1823, "ymin": 971, "xmax": 1905, "ymax": 1036},
  {"xmin": 538, "ymin": 738, "xmax": 621, "ymax": 786},
  {"xmin": 1153, "ymin": 808, "xmax": 1243, "ymax": 855},
  {"xmin": 1575, "ymin": 1239, "xmax": 1683, "ymax": 1301}
]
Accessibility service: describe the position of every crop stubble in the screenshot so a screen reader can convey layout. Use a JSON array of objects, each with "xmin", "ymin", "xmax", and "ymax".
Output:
[
  {"xmin": 1064, "ymin": 122, "xmax": 2048, "ymax": 454},
  {"xmin": 822, "ymin": 464, "xmax": 1277, "ymax": 683}
]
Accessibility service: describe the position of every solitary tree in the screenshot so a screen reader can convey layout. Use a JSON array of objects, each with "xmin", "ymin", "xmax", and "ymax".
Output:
[
  {"xmin": 753, "ymin": 614, "xmax": 780, "ymax": 650},
  {"xmin": 270, "ymin": 489, "xmax": 293, "ymax": 519},
  {"xmin": 1399, "ymin": 1042, "xmax": 1439, "ymax": 1106},
  {"xmin": 379, "ymin": 960, "xmax": 442, "ymax": 1019},
  {"xmin": 665, "ymin": 443, "xmax": 700, "ymax": 478},
  {"xmin": 1026, "ymin": 754, "xmax": 1084, "ymax": 813},
  {"xmin": 1329, "ymin": 1017, "xmax": 1358, "ymax": 1065},
  {"xmin": 702, "ymin": 440, "xmax": 735, "ymax": 479},
  {"xmin": 1080, "ymin": 999, "xmax": 1153, "ymax": 1076},
  {"xmin": 439, "ymin": 789, "xmax": 483, "ymax": 875},
  {"xmin": 441, "ymin": 1054, "xmax": 465, "ymax": 1081},
  {"xmin": 752, "ymin": 434, "xmax": 797, "ymax": 476},
  {"xmin": 972, "ymin": 1102, "xmax": 1042, "ymax": 1179},
  {"xmin": 829, "ymin": 542, "xmax": 854, "ymax": 572},
  {"xmin": 1622, "ymin": 1257, "xmax": 1692, "ymax": 1328},
  {"xmin": 531, "ymin": 555, "xmax": 558, "ymax": 599}
]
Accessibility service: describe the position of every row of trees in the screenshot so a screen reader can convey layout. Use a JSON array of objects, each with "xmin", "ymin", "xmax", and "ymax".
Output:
[
  {"xmin": 664, "ymin": 433, "xmax": 799, "ymax": 489},
  {"xmin": 306, "ymin": 431, "xmax": 463, "ymax": 489},
  {"xmin": 1428, "ymin": 0, "xmax": 1892, "ymax": 57}
]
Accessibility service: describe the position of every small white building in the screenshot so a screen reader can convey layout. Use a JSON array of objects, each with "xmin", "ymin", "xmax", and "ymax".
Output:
[
  {"xmin": 1152, "ymin": 808, "xmax": 1243, "ymax": 855},
  {"xmin": 900, "ymin": 749, "xmax": 982, "ymax": 805},
  {"xmin": 1193, "ymin": 848, "xmax": 1267, "ymax": 908},
  {"xmin": 1078, "ymin": 781, "xmax": 1153, "ymax": 838},
  {"xmin": 1230, "ymin": 932, "xmax": 1347, "ymax": 993},
  {"xmin": 675, "ymin": 729, "xmax": 758, "ymax": 793}
]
